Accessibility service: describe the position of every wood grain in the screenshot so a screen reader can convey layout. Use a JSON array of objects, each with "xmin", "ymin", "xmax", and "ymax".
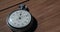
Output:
[
  {"xmin": 0, "ymin": 0, "xmax": 60, "ymax": 32},
  {"xmin": 0, "ymin": 0, "xmax": 26, "ymax": 11}
]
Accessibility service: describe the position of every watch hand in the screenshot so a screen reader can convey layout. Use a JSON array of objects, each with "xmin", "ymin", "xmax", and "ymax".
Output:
[{"xmin": 19, "ymin": 17, "xmax": 21, "ymax": 19}]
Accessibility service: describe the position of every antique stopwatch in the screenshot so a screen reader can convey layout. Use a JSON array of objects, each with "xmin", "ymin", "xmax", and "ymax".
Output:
[{"xmin": 7, "ymin": 4, "xmax": 37, "ymax": 32}]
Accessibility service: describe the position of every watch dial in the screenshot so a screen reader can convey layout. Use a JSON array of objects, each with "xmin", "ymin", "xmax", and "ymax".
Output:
[{"xmin": 8, "ymin": 10, "xmax": 31, "ymax": 28}]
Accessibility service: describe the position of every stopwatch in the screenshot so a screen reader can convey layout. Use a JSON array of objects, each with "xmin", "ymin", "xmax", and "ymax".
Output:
[{"xmin": 7, "ymin": 4, "xmax": 37, "ymax": 32}]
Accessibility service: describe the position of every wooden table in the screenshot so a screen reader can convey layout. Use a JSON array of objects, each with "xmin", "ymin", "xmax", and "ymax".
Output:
[{"xmin": 0, "ymin": 0, "xmax": 60, "ymax": 32}]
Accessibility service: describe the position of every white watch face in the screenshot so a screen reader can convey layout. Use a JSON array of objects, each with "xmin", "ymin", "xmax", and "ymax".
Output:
[{"xmin": 8, "ymin": 10, "xmax": 31, "ymax": 28}]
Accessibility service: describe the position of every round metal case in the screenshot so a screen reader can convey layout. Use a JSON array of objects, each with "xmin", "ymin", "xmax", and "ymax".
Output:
[{"xmin": 7, "ymin": 4, "xmax": 37, "ymax": 32}]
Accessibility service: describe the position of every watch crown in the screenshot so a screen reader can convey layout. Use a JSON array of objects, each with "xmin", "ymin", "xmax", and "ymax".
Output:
[{"xmin": 19, "ymin": 4, "xmax": 29, "ymax": 11}]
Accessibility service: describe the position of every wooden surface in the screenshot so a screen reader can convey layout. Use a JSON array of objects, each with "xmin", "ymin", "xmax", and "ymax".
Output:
[
  {"xmin": 0, "ymin": 0, "xmax": 60, "ymax": 32},
  {"xmin": 0, "ymin": 0, "xmax": 26, "ymax": 11}
]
